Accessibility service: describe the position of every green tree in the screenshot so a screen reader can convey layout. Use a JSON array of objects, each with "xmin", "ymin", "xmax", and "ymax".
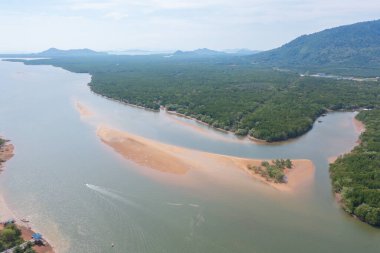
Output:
[
  {"xmin": 354, "ymin": 203, "xmax": 371, "ymax": 220},
  {"xmin": 365, "ymin": 208, "xmax": 380, "ymax": 226}
]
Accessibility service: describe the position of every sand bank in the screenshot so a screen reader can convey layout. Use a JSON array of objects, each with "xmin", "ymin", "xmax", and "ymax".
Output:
[
  {"xmin": 97, "ymin": 126, "xmax": 314, "ymax": 192},
  {"xmin": 75, "ymin": 101, "xmax": 93, "ymax": 117}
]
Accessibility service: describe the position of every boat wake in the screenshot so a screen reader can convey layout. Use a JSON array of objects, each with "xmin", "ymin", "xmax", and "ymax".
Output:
[
  {"xmin": 85, "ymin": 183, "xmax": 141, "ymax": 208},
  {"xmin": 167, "ymin": 202, "xmax": 200, "ymax": 208}
]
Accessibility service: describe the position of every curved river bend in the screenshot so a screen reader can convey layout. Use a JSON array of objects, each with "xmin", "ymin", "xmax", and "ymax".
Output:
[{"xmin": 0, "ymin": 60, "xmax": 379, "ymax": 252}]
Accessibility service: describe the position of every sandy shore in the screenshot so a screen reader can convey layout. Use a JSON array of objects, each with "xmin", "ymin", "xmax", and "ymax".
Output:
[
  {"xmin": 0, "ymin": 140, "xmax": 55, "ymax": 253},
  {"xmin": 165, "ymin": 109, "xmax": 305, "ymax": 146},
  {"xmin": 75, "ymin": 101, "xmax": 93, "ymax": 117},
  {"xmin": 20, "ymin": 225, "xmax": 55, "ymax": 253},
  {"xmin": 164, "ymin": 112, "xmax": 247, "ymax": 143},
  {"xmin": 353, "ymin": 116, "xmax": 365, "ymax": 134},
  {"xmin": 97, "ymin": 126, "xmax": 314, "ymax": 192},
  {"xmin": 0, "ymin": 140, "xmax": 15, "ymax": 223}
]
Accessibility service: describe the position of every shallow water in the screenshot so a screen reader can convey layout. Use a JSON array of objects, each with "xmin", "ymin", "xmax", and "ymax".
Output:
[{"xmin": 0, "ymin": 60, "xmax": 378, "ymax": 253}]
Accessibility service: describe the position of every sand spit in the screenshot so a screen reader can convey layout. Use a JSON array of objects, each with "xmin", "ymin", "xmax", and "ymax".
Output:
[
  {"xmin": 75, "ymin": 101, "xmax": 93, "ymax": 117},
  {"xmin": 97, "ymin": 126, "xmax": 314, "ymax": 192}
]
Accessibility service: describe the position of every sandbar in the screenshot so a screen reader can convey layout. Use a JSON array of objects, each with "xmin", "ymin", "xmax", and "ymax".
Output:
[{"xmin": 97, "ymin": 126, "xmax": 314, "ymax": 192}]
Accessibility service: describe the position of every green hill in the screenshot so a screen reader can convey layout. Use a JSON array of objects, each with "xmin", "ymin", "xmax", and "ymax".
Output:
[{"xmin": 252, "ymin": 19, "xmax": 380, "ymax": 76}]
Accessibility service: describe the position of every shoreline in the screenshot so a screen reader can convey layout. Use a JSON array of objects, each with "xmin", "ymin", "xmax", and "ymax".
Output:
[
  {"xmin": 327, "ymin": 115, "xmax": 366, "ymax": 164},
  {"xmin": 328, "ymin": 114, "xmax": 373, "ymax": 225},
  {"xmin": 0, "ymin": 139, "xmax": 55, "ymax": 253},
  {"xmin": 96, "ymin": 125, "xmax": 314, "ymax": 192},
  {"xmin": 85, "ymin": 74, "xmax": 367, "ymax": 146},
  {"xmin": 165, "ymin": 109, "xmax": 300, "ymax": 145}
]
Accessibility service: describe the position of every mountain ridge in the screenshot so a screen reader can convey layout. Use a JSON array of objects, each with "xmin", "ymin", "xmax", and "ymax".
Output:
[{"xmin": 251, "ymin": 19, "xmax": 380, "ymax": 76}]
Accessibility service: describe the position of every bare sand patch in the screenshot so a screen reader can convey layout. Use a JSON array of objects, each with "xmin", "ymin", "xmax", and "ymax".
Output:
[{"xmin": 97, "ymin": 126, "xmax": 314, "ymax": 192}]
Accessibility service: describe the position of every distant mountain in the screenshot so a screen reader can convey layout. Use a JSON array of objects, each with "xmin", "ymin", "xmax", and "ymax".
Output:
[
  {"xmin": 37, "ymin": 48, "xmax": 107, "ymax": 57},
  {"xmin": 174, "ymin": 48, "xmax": 226, "ymax": 57},
  {"xmin": 224, "ymin": 48, "xmax": 260, "ymax": 55},
  {"xmin": 108, "ymin": 49, "xmax": 174, "ymax": 55},
  {"xmin": 252, "ymin": 19, "xmax": 380, "ymax": 75}
]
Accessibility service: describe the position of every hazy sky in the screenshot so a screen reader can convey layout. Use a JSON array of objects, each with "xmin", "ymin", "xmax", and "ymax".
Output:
[{"xmin": 0, "ymin": 0, "xmax": 379, "ymax": 52}]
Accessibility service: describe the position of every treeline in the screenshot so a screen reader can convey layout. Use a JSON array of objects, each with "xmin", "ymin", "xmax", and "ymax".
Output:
[
  {"xmin": 8, "ymin": 55, "xmax": 380, "ymax": 141},
  {"xmin": 0, "ymin": 223, "xmax": 35, "ymax": 252},
  {"xmin": 330, "ymin": 109, "xmax": 380, "ymax": 227}
]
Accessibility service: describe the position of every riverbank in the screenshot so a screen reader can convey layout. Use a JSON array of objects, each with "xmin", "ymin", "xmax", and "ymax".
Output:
[
  {"xmin": 0, "ymin": 139, "xmax": 55, "ymax": 253},
  {"xmin": 96, "ymin": 125, "xmax": 314, "ymax": 192},
  {"xmin": 329, "ymin": 109, "xmax": 380, "ymax": 227}
]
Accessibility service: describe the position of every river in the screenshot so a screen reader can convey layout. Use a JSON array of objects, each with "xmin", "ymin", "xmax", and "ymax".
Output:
[{"xmin": 0, "ymin": 60, "xmax": 378, "ymax": 253}]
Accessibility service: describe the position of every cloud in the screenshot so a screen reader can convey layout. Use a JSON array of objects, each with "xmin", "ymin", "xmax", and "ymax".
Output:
[
  {"xmin": 104, "ymin": 11, "xmax": 128, "ymax": 20},
  {"xmin": 69, "ymin": 0, "xmax": 119, "ymax": 11},
  {"xmin": 0, "ymin": 0, "xmax": 379, "ymax": 51}
]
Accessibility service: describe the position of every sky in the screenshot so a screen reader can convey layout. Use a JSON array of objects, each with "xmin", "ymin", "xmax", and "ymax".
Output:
[{"xmin": 0, "ymin": 0, "xmax": 379, "ymax": 53}]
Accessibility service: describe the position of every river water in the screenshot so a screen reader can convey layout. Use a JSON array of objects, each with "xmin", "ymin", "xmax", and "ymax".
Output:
[{"xmin": 0, "ymin": 60, "xmax": 378, "ymax": 253}]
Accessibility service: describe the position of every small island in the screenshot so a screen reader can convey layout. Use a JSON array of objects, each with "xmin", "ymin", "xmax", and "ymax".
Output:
[{"xmin": 248, "ymin": 159, "xmax": 293, "ymax": 183}]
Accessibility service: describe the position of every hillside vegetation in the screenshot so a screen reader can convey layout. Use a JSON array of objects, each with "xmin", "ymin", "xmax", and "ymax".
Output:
[
  {"xmin": 330, "ymin": 109, "xmax": 380, "ymax": 226},
  {"xmin": 252, "ymin": 19, "xmax": 380, "ymax": 76}
]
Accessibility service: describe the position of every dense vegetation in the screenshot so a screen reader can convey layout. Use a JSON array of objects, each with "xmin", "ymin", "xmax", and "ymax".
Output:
[
  {"xmin": 0, "ymin": 224, "xmax": 35, "ymax": 252},
  {"xmin": 248, "ymin": 159, "xmax": 293, "ymax": 183},
  {"xmin": 330, "ymin": 109, "xmax": 380, "ymax": 226},
  {"xmin": 8, "ymin": 55, "xmax": 380, "ymax": 142},
  {"xmin": 252, "ymin": 19, "xmax": 380, "ymax": 76}
]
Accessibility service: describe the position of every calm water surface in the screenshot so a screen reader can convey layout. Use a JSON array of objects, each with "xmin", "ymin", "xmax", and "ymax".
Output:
[{"xmin": 0, "ymin": 60, "xmax": 378, "ymax": 252}]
